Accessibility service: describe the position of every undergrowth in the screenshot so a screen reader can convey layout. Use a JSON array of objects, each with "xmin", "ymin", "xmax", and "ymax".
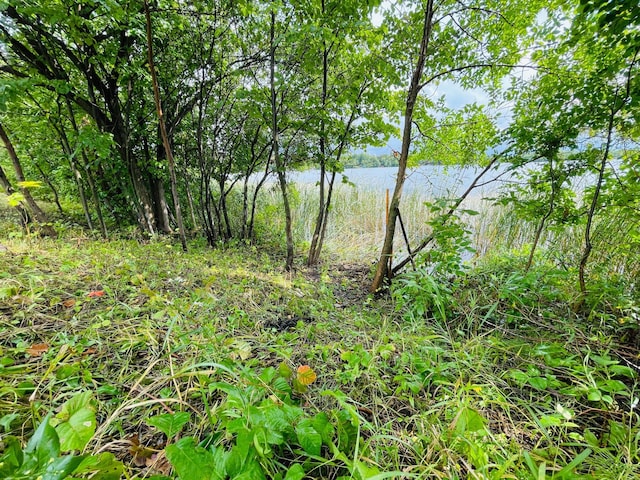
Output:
[{"xmin": 0, "ymin": 222, "xmax": 638, "ymax": 479}]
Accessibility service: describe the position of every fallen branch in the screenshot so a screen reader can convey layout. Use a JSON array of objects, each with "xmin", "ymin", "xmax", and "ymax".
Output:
[{"xmin": 392, "ymin": 151, "xmax": 506, "ymax": 275}]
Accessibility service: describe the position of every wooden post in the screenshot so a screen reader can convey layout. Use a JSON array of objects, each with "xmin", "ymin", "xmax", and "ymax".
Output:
[{"xmin": 385, "ymin": 188, "xmax": 392, "ymax": 275}]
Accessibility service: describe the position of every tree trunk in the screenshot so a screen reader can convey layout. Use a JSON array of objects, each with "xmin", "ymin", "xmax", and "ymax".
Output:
[
  {"xmin": 0, "ymin": 162, "xmax": 30, "ymax": 228},
  {"xmin": 56, "ymin": 113, "xmax": 94, "ymax": 230},
  {"xmin": 526, "ymin": 158, "xmax": 558, "ymax": 272},
  {"xmin": 370, "ymin": 1, "xmax": 434, "ymax": 292},
  {"xmin": 63, "ymin": 98, "xmax": 108, "ymax": 237},
  {"xmin": 577, "ymin": 100, "xmax": 616, "ymax": 305},
  {"xmin": 271, "ymin": 7, "xmax": 294, "ymax": 270},
  {"xmin": 308, "ymin": 18, "xmax": 329, "ymax": 266},
  {"xmin": 33, "ymin": 159, "xmax": 64, "ymax": 216},
  {"xmin": 144, "ymin": 0, "xmax": 187, "ymax": 251},
  {"xmin": 0, "ymin": 120, "xmax": 56, "ymax": 237}
]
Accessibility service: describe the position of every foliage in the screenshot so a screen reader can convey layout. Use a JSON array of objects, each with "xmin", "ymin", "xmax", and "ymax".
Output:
[
  {"xmin": 1, "ymin": 223, "xmax": 637, "ymax": 478},
  {"xmin": 0, "ymin": 0, "xmax": 639, "ymax": 477},
  {"xmin": 0, "ymin": 394, "xmax": 123, "ymax": 480}
]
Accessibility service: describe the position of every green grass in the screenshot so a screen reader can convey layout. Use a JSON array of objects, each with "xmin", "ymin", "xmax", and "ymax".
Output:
[{"xmin": 1, "ymin": 213, "xmax": 638, "ymax": 479}]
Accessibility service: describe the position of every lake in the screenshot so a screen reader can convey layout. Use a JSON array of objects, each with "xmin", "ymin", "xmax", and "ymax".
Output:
[{"xmin": 289, "ymin": 164, "xmax": 510, "ymax": 198}]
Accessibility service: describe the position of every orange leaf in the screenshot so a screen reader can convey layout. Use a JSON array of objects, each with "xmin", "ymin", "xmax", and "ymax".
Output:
[
  {"xmin": 62, "ymin": 299, "xmax": 76, "ymax": 308},
  {"xmin": 87, "ymin": 290, "xmax": 105, "ymax": 298},
  {"xmin": 26, "ymin": 343, "xmax": 49, "ymax": 357},
  {"xmin": 296, "ymin": 365, "xmax": 317, "ymax": 386}
]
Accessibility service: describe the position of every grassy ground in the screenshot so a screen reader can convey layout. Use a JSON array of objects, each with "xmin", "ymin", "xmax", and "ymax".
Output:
[{"xmin": 0, "ymin": 203, "xmax": 639, "ymax": 479}]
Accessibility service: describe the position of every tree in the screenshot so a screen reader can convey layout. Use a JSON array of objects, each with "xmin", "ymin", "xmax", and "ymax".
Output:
[
  {"xmin": 0, "ymin": 1, "xmax": 184, "ymax": 233},
  {"xmin": 370, "ymin": 0, "xmax": 547, "ymax": 292},
  {"xmin": 505, "ymin": 0, "xmax": 639, "ymax": 307},
  {"xmin": 304, "ymin": 0, "xmax": 390, "ymax": 266},
  {"xmin": 0, "ymin": 120, "xmax": 56, "ymax": 236},
  {"xmin": 143, "ymin": 0, "xmax": 187, "ymax": 250}
]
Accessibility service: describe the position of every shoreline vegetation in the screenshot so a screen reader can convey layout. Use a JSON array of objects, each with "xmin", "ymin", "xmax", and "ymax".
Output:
[
  {"xmin": 0, "ymin": 0, "xmax": 638, "ymax": 478},
  {"xmin": 1, "ymin": 183, "xmax": 639, "ymax": 479}
]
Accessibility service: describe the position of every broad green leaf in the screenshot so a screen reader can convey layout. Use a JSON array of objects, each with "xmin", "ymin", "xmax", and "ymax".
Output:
[
  {"xmin": 261, "ymin": 404, "xmax": 292, "ymax": 440},
  {"xmin": 225, "ymin": 442, "xmax": 249, "ymax": 478},
  {"xmin": 528, "ymin": 376, "xmax": 548, "ymax": 390},
  {"xmin": 312, "ymin": 412, "xmax": 334, "ymax": 445},
  {"xmin": 278, "ymin": 361, "xmax": 293, "ymax": 379},
  {"xmin": 25, "ymin": 413, "xmax": 60, "ymax": 470},
  {"xmin": 74, "ymin": 452, "xmax": 124, "ymax": 480},
  {"xmin": 355, "ymin": 458, "xmax": 381, "ymax": 479},
  {"xmin": 296, "ymin": 419, "xmax": 322, "ymax": 456},
  {"xmin": 272, "ymin": 375, "xmax": 292, "ymax": 394},
  {"xmin": 53, "ymin": 391, "xmax": 97, "ymax": 451},
  {"xmin": 43, "ymin": 454, "xmax": 86, "ymax": 480},
  {"xmin": 147, "ymin": 412, "xmax": 191, "ymax": 438},
  {"xmin": 0, "ymin": 413, "xmax": 19, "ymax": 432},
  {"xmin": 284, "ymin": 464, "xmax": 305, "ymax": 480},
  {"xmin": 587, "ymin": 389, "xmax": 602, "ymax": 401},
  {"xmin": 165, "ymin": 437, "xmax": 224, "ymax": 480},
  {"xmin": 232, "ymin": 458, "xmax": 265, "ymax": 480},
  {"xmin": 7, "ymin": 192, "xmax": 25, "ymax": 207},
  {"xmin": 0, "ymin": 436, "xmax": 23, "ymax": 475},
  {"xmin": 454, "ymin": 407, "xmax": 487, "ymax": 436}
]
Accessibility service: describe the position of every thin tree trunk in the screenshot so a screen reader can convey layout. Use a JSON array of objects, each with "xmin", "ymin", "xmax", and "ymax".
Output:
[
  {"xmin": 370, "ymin": 1, "xmax": 434, "ymax": 292},
  {"xmin": 308, "ymin": 14, "xmax": 329, "ymax": 266},
  {"xmin": 577, "ymin": 101, "xmax": 616, "ymax": 303},
  {"xmin": 526, "ymin": 158, "xmax": 558, "ymax": 271},
  {"xmin": 56, "ymin": 115, "xmax": 94, "ymax": 230},
  {"xmin": 248, "ymin": 159, "xmax": 272, "ymax": 241},
  {"xmin": 144, "ymin": 0, "xmax": 187, "ymax": 251},
  {"xmin": 84, "ymin": 162, "xmax": 108, "ymax": 238},
  {"xmin": 576, "ymin": 49, "xmax": 636, "ymax": 309},
  {"xmin": 0, "ymin": 120, "xmax": 56, "ymax": 237},
  {"xmin": 270, "ymin": 7, "xmax": 294, "ymax": 270},
  {"xmin": 310, "ymin": 83, "xmax": 367, "ymax": 265},
  {"xmin": 183, "ymin": 165, "xmax": 198, "ymax": 229},
  {"xmin": 313, "ymin": 170, "xmax": 336, "ymax": 264},
  {"xmin": 64, "ymin": 99, "xmax": 108, "ymax": 237},
  {"xmin": 0, "ymin": 162, "xmax": 30, "ymax": 227},
  {"xmin": 33, "ymin": 160, "xmax": 64, "ymax": 216}
]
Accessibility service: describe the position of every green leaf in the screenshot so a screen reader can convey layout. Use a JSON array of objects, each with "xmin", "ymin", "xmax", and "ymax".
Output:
[
  {"xmin": 528, "ymin": 376, "xmax": 548, "ymax": 390},
  {"xmin": 74, "ymin": 452, "xmax": 124, "ymax": 480},
  {"xmin": 0, "ymin": 413, "xmax": 19, "ymax": 432},
  {"xmin": 284, "ymin": 464, "xmax": 305, "ymax": 480},
  {"xmin": 25, "ymin": 413, "xmax": 60, "ymax": 470},
  {"xmin": 232, "ymin": 458, "xmax": 265, "ymax": 480},
  {"xmin": 7, "ymin": 192, "xmax": 25, "ymax": 207},
  {"xmin": 147, "ymin": 412, "xmax": 191, "ymax": 438},
  {"xmin": 0, "ymin": 436, "xmax": 23, "ymax": 475},
  {"xmin": 278, "ymin": 361, "xmax": 293, "ymax": 379},
  {"xmin": 52, "ymin": 391, "xmax": 97, "ymax": 451},
  {"xmin": 42, "ymin": 454, "xmax": 86, "ymax": 480},
  {"xmin": 296, "ymin": 419, "xmax": 322, "ymax": 456},
  {"xmin": 454, "ymin": 407, "xmax": 487, "ymax": 436},
  {"xmin": 587, "ymin": 389, "xmax": 602, "ymax": 401},
  {"xmin": 225, "ymin": 443, "xmax": 248, "ymax": 478},
  {"xmin": 312, "ymin": 412, "xmax": 334, "ymax": 445},
  {"xmin": 166, "ymin": 437, "xmax": 224, "ymax": 480}
]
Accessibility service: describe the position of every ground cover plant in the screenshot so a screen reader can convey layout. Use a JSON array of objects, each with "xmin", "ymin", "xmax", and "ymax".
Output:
[
  {"xmin": 0, "ymin": 1, "xmax": 639, "ymax": 477},
  {"xmin": 1, "ymin": 204, "xmax": 638, "ymax": 479}
]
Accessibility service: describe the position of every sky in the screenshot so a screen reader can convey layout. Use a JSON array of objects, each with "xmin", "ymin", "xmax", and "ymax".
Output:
[{"xmin": 364, "ymin": 2, "xmax": 545, "ymax": 156}]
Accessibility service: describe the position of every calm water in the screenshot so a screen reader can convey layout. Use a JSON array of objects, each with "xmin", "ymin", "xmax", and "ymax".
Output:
[{"xmin": 289, "ymin": 164, "xmax": 508, "ymax": 197}]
